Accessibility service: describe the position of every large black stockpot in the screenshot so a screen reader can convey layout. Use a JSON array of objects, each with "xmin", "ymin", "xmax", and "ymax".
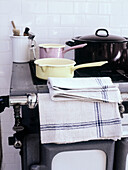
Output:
[{"xmin": 66, "ymin": 29, "xmax": 128, "ymax": 70}]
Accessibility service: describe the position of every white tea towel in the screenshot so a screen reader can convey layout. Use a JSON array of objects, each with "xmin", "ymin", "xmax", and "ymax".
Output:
[
  {"xmin": 38, "ymin": 93, "xmax": 122, "ymax": 144},
  {"xmin": 47, "ymin": 77, "xmax": 122, "ymax": 103}
]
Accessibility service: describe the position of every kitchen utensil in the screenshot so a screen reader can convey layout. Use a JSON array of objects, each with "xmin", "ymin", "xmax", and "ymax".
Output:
[
  {"xmin": 28, "ymin": 33, "xmax": 36, "ymax": 60},
  {"xmin": 66, "ymin": 28, "xmax": 128, "ymax": 70},
  {"xmin": 39, "ymin": 43, "xmax": 87, "ymax": 58},
  {"xmin": 23, "ymin": 27, "xmax": 30, "ymax": 36},
  {"xmin": 10, "ymin": 36, "xmax": 30, "ymax": 63},
  {"xmin": 34, "ymin": 58, "xmax": 107, "ymax": 80},
  {"xmin": 11, "ymin": 21, "xmax": 20, "ymax": 36},
  {"xmin": 30, "ymin": 41, "xmax": 36, "ymax": 60}
]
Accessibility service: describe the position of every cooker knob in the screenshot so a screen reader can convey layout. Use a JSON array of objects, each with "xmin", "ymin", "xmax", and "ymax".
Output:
[
  {"xmin": 119, "ymin": 104, "xmax": 125, "ymax": 118},
  {"xmin": 27, "ymin": 93, "xmax": 37, "ymax": 109},
  {"xmin": 14, "ymin": 139, "xmax": 22, "ymax": 149},
  {"xmin": 8, "ymin": 135, "xmax": 22, "ymax": 149}
]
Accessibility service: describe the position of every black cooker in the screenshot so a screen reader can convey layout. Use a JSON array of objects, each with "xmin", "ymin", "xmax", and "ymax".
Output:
[{"xmin": 0, "ymin": 60, "xmax": 128, "ymax": 170}]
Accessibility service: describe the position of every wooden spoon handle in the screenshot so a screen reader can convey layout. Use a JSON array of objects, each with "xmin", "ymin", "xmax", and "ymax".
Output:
[{"xmin": 11, "ymin": 21, "xmax": 16, "ymax": 29}]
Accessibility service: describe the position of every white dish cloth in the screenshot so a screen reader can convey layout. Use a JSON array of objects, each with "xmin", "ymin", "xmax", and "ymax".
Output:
[
  {"xmin": 38, "ymin": 93, "xmax": 122, "ymax": 144},
  {"xmin": 47, "ymin": 77, "xmax": 122, "ymax": 103}
]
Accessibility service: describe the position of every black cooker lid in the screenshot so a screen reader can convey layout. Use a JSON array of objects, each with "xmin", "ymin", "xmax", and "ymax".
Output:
[{"xmin": 73, "ymin": 28, "xmax": 127, "ymax": 43}]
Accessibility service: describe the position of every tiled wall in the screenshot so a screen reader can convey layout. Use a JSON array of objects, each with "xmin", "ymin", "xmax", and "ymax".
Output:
[{"xmin": 0, "ymin": 0, "xmax": 128, "ymax": 169}]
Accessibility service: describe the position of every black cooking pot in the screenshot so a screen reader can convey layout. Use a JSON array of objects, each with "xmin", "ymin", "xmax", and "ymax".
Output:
[{"xmin": 66, "ymin": 28, "xmax": 128, "ymax": 70}]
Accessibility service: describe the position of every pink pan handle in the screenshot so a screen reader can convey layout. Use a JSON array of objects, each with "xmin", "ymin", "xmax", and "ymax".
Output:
[{"xmin": 63, "ymin": 43, "xmax": 87, "ymax": 54}]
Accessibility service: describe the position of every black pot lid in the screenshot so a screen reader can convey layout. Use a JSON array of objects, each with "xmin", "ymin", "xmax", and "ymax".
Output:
[{"xmin": 73, "ymin": 29, "xmax": 127, "ymax": 43}]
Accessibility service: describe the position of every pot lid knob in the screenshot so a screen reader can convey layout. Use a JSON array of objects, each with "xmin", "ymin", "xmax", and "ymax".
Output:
[{"xmin": 95, "ymin": 28, "xmax": 109, "ymax": 37}]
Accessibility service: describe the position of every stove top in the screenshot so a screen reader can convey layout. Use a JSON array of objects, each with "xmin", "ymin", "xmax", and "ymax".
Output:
[
  {"xmin": 29, "ymin": 61, "xmax": 47, "ymax": 85},
  {"xmin": 75, "ymin": 67, "xmax": 128, "ymax": 82},
  {"xmin": 10, "ymin": 61, "xmax": 128, "ymax": 96},
  {"xmin": 29, "ymin": 60, "xmax": 128, "ymax": 85}
]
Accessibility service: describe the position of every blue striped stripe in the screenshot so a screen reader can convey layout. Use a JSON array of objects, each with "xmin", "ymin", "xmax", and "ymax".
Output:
[
  {"xmin": 40, "ymin": 118, "xmax": 121, "ymax": 131},
  {"xmin": 94, "ymin": 102, "xmax": 104, "ymax": 137},
  {"xmin": 95, "ymin": 78, "xmax": 109, "ymax": 102}
]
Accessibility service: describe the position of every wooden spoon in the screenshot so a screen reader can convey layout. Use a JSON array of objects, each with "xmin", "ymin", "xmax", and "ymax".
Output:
[{"xmin": 11, "ymin": 21, "xmax": 20, "ymax": 36}]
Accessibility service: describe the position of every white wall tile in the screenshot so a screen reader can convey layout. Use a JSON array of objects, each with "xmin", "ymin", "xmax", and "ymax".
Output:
[
  {"xmin": 111, "ymin": 2, "xmax": 123, "ymax": 16},
  {"xmin": 2, "ymin": 143, "xmax": 18, "ymax": 155},
  {"xmin": 87, "ymin": 0, "xmax": 113, "ymax": 1},
  {"xmin": 85, "ymin": 15, "xmax": 109, "ymax": 28},
  {"xmin": 0, "ymin": 65, "xmax": 12, "ymax": 90},
  {"xmin": 74, "ymin": 2, "xmax": 98, "ymax": 14},
  {"xmin": 99, "ymin": 3, "xmax": 111, "ymax": 14},
  {"xmin": 35, "ymin": 15, "xmax": 61, "ymax": 27},
  {"xmin": 121, "ymin": 29, "xmax": 128, "ymax": 37},
  {"xmin": 48, "ymin": 2, "xmax": 74, "ymax": 14},
  {"xmin": 0, "ymin": 40, "xmax": 10, "ymax": 52},
  {"xmin": 0, "ymin": 65, "xmax": 12, "ymax": 78},
  {"xmin": 2, "ymin": 132, "xmax": 13, "ymax": 145},
  {"xmin": 0, "ymin": 76, "xmax": 10, "ymax": 88},
  {"xmin": 0, "ymin": 0, "xmax": 10, "ymax": 1},
  {"xmin": 0, "ymin": 15, "xmax": 9, "ymax": 27},
  {"xmin": 2, "ymin": 163, "xmax": 21, "ymax": 170},
  {"xmin": 48, "ymin": 0, "xmax": 75, "ymax": 2},
  {"xmin": 0, "ymin": 2, "xmax": 11, "ymax": 14},
  {"xmin": 122, "ymin": 2, "xmax": 128, "ymax": 15},
  {"xmin": 108, "ymin": 28, "xmax": 121, "ymax": 35},
  {"xmin": 0, "ymin": 89, "xmax": 10, "ymax": 96},
  {"xmin": 48, "ymin": 27, "xmax": 74, "ymax": 40},
  {"xmin": 1, "ymin": 108, "xmax": 13, "ymax": 122},
  {"xmin": 1, "ymin": 121, "xmax": 14, "ymax": 134},
  {"xmin": 0, "ymin": 27, "xmax": 10, "ymax": 39},
  {"xmin": 22, "ymin": 1, "xmax": 47, "ymax": 14},
  {"xmin": 110, "ymin": 15, "xmax": 128, "ymax": 28},
  {"xmin": 74, "ymin": 2, "xmax": 87, "ymax": 14},
  {"xmin": 2, "ymin": 153, "xmax": 15, "ymax": 164},
  {"xmin": 61, "ymin": 15, "xmax": 86, "ymax": 27},
  {"xmin": 86, "ymin": 2, "xmax": 98, "ymax": 14},
  {"xmin": 0, "ymin": 52, "xmax": 12, "ymax": 65},
  {"xmin": 7, "ymin": 0, "xmax": 21, "ymax": 16},
  {"xmin": 33, "ymin": 28, "xmax": 48, "ymax": 42},
  {"xmin": 73, "ymin": 27, "xmax": 96, "ymax": 37}
]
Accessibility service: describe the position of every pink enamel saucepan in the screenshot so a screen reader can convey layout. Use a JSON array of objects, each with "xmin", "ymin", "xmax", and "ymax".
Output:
[{"xmin": 39, "ymin": 43, "xmax": 87, "ymax": 58}]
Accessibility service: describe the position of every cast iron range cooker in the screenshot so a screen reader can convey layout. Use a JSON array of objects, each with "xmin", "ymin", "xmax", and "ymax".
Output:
[{"xmin": 0, "ymin": 60, "xmax": 128, "ymax": 170}]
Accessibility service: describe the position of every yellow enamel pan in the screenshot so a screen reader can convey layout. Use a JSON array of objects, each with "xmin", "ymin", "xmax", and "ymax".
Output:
[{"xmin": 34, "ymin": 58, "xmax": 108, "ymax": 80}]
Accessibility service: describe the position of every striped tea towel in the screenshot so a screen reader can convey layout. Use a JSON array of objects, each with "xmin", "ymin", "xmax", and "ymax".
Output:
[
  {"xmin": 47, "ymin": 77, "xmax": 122, "ymax": 103},
  {"xmin": 38, "ymin": 93, "xmax": 122, "ymax": 144}
]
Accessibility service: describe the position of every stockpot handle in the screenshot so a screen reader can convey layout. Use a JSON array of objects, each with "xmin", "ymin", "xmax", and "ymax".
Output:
[
  {"xmin": 65, "ymin": 41, "xmax": 77, "ymax": 47},
  {"xmin": 95, "ymin": 28, "xmax": 109, "ymax": 37}
]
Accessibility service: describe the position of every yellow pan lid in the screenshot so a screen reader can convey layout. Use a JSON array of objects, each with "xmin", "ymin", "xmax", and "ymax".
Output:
[{"xmin": 34, "ymin": 58, "xmax": 76, "ymax": 67}]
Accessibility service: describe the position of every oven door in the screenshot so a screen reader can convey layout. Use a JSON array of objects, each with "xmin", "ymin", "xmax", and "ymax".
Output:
[
  {"xmin": 28, "ymin": 140, "xmax": 115, "ymax": 170},
  {"xmin": 18, "ymin": 105, "xmax": 115, "ymax": 170}
]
